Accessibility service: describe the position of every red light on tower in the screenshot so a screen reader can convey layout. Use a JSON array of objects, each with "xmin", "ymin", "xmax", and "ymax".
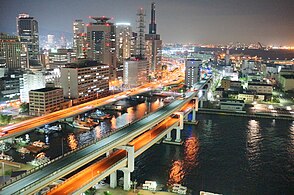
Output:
[{"xmin": 105, "ymin": 23, "xmax": 110, "ymax": 26}]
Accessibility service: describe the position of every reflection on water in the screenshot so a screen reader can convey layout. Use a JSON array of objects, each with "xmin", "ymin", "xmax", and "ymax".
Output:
[
  {"xmin": 168, "ymin": 135, "xmax": 200, "ymax": 186},
  {"xmin": 184, "ymin": 136, "xmax": 199, "ymax": 168},
  {"xmin": 290, "ymin": 121, "xmax": 294, "ymax": 154},
  {"xmin": 110, "ymin": 116, "xmax": 117, "ymax": 130},
  {"xmin": 151, "ymin": 98, "xmax": 163, "ymax": 111},
  {"xmin": 168, "ymin": 160, "xmax": 184, "ymax": 185},
  {"xmin": 67, "ymin": 134, "xmax": 78, "ymax": 150},
  {"xmin": 127, "ymin": 107, "xmax": 135, "ymax": 123},
  {"xmin": 94, "ymin": 126, "xmax": 102, "ymax": 139},
  {"xmin": 247, "ymin": 119, "xmax": 261, "ymax": 156}
]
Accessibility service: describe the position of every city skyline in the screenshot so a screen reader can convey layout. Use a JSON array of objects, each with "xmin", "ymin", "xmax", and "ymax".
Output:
[{"xmin": 1, "ymin": 0, "xmax": 294, "ymax": 46}]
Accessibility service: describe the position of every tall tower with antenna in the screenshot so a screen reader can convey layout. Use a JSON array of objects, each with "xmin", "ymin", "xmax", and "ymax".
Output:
[
  {"xmin": 137, "ymin": 8, "xmax": 146, "ymax": 58},
  {"xmin": 149, "ymin": 2, "xmax": 156, "ymax": 34},
  {"xmin": 145, "ymin": 2, "xmax": 162, "ymax": 73}
]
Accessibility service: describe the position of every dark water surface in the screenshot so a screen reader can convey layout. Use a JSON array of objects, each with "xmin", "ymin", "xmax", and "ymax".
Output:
[{"xmin": 133, "ymin": 114, "xmax": 294, "ymax": 195}]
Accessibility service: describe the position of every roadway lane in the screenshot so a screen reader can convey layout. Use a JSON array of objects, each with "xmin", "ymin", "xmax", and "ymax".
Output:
[
  {"xmin": 0, "ymin": 93, "xmax": 194, "ymax": 195},
  {"xmin": 0, "ymin": 79, "xmax": 185, "ymax": 140},
  {"xmin": 0, "ymin": 85, "xmax": 152, "ymax": 139}
]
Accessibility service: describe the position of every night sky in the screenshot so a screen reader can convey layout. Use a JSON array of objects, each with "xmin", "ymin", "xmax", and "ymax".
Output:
[{"xmin": 1, "ymin": 0, "xmax": 294, "ymax": 45}]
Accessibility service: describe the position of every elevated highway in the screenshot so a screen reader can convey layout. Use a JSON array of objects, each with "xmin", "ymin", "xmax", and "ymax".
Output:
[
  {"xmin": 0, "ymin": 82, "xmax": 171, "ymax": 140},
  {"xmin": 0, "ymin": 91, "xmax": 197, "ymax": 195},
  {"xmin": 0, "ymin": 78, "xmax": 211, "ymax": 194}
]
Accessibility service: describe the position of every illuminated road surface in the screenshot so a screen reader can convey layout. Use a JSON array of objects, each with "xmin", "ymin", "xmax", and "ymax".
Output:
[
  {"xmin": 0, "ymin": 96, "xmax": 191, "ymax": 195},
  {"xmin": 0, "ymin": 80, "xmax": 184, "ymax": 140},
  {"xmin": 48, "ymin": 109, "xmax": 190, "ymax": 194}
]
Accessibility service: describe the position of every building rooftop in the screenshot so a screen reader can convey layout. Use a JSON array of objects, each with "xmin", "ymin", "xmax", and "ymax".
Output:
[
  {"xmin": 281, "ymin": 74, "xmax": 294, "ymax": 79},
  {"xmin": 220, "ymin": 98, "xmax": 245, "ymax": 103},
  {"xmin": 248, "ymin": 82, "xmax": 272, "ymax": 86},
  {"xmin": 215, "ymin": 87, "xmax": 224, "ymax": 91},
  {"xmin": 187, "ymin": 59, "xmax": 202, "ymax": 61},
  {"xmin": 30, "ymin": 87, "xmax": 62, "ymax": 93},
  {"xmin": 64, "ymin": 60, "xmax": 106, "ymax": 68}
]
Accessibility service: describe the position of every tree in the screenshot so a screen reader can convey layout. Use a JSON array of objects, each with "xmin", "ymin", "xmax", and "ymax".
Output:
[
  {"xmin": 0, "ymin": 115, "xmax": 12, "ymax": 125},
  {"xmin": 19, "ymin": 103, "xmax": 29, "ymax": 113},
  {"xmin": 84, "ymin": 187, "xmax": 97, "ymax": 195}
]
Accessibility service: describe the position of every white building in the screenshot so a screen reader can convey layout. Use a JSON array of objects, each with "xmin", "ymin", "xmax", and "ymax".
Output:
[
  {"xmin": 185, "ymin": 59, "xmax": 201, "ymax": 88},
  {"xmin": 219, "ymin": 99, "xmax": 245, "ymax": 111},
  {"xmin": 123, "ymin": 58, "xmax": 148, "ymax": 88},
  {"xmin": 20, "ymin": 70, "xmax": 46, "ymax": 102}
]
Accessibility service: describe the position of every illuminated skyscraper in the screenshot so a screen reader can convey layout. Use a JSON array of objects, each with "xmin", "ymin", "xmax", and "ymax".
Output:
[
  {"xmin": 145, "ymin": 2, "xmax": 162, "ymax": 73},
  {"xmin": 73, "ymin": 19, "xmax": 86, "ymax": 59},
  {"xmin": 123, "ymin": 8, "xmax": 149, "ymax": 88},
  {"xmin": 87, "ymin": 17, "xmax": 117, "ymax": 80},
  {"xmin": 60, "ymin": 60, "xmax": 109, "ymax": 103},
  {"xmin": 116, "ymin": 23, "xmax": 131, "ymax": 63},
  {"xmin": 137, "ymin": 8, "xmax": 146, "ymax": 57},
  {"xmin": 16, "ymin": 13, "xmax": 39, "ymax": 60},
  {"xmin": 185, "ymin": 59, "xmax": 201, "ymax": 88},
  {"xmin": 0, "ymin": 33, "xmax": 28, "ymax": 69}
]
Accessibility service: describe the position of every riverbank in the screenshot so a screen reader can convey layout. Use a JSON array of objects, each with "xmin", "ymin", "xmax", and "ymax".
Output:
[
  {"xmin": 198, "ymin": 108, "xmax": 293, "ymax": 120},
  {"xmin": 95, "ymin": 184, "xmax": 175, "ymax": 195}
]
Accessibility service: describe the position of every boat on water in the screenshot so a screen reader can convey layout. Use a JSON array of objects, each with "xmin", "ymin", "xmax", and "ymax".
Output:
[
  {"xmin": 28, "ymin": 152, "xmax": 50, "ymax": 166},
  {"xmin": 71, "ymin": 120, "xmax": 91, "ymax": 130},
  {"xmin": 89, "ymin": 110, "xmax": 111, "ymax": 120},
  {"xmin": 36, "ymin": 124, "xmax": 62, "ymax": 134},
  {"xmin": 163, "ymin": 96, "xmax": 175, "ymax": 103},
  {"xmin": 17, "ymin": 147, "xmax": 30, "ymax": 154},
  {"xmin": 0, "ymin": 152, "xmax": 13, "ymax": 161},
  {"xmin": 32, "ymin": 140, "xmax": 47, "ymax": 148}
]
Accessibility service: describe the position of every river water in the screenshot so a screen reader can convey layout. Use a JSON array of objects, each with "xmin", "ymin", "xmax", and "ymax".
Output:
[
  {"xmin": 5, "ymin": 96, "xmax": 294, "ymax": 194},
  {"xmin": 132, "ymin": 114, "xmax": 294, "ymax": 195}
]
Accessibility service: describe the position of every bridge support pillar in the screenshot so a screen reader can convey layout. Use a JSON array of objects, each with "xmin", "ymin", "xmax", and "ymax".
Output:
[
  {"xmin": 122, "ymin": 169, "xmax": 131, "ymax": 191},
  {"xmin": 175, "ymin": 127, "xmax": 182, "ymax": 143},
  {"xmin": 165, "ymin": 131, "xmax": 172, "ymax": 141},
  {"xmin": 175, "ymin": 112, "xmax": 184, "ymax": 130},
  {"xmin": 110, "ymin": 171, "xmax": 117, "ymax": 188},
  {"xmin": 118, "ymin": 145, "xmax": 134, "ymax": 191},
  {"xmin": 200, "ymin": 100, "xmax": 204, "ymax": 108},
  {"xmin": 192, "ymin": 97, "xmax": 198, "ymax": 122}
]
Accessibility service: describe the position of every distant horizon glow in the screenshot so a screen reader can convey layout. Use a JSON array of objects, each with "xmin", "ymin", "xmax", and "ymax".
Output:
[{"xmin": 0, "ymin": 0, "xmax": 293, "ymax": 45}]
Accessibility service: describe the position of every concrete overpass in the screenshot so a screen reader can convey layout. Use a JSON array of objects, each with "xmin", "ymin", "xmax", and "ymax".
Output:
[{"xmin": 0, "ymin": 79, "xmax": 211, "ymax": 194}]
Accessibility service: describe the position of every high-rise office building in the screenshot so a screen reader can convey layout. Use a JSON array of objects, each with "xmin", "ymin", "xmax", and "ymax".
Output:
[
  {"xmin": 116, "ymin": 23, "xmax": 131, "ymax": 63},
  {"xmin": 0, "ymin": 33, "xmax": 28, "ymax": 69},
  {"xmin": 16, "ymin": 13, "xmax": 39, "ymax": 60},
  {"xmin": 145, "ymin": 2, "xmax": 162, "ymax": 73},
  {"xmin": 130, "ymin": 32, "xmax": 138, "ymax": 57},
  {"xmin": 185, "ymin": 59, "xmax": 201, "ymax": 88},
  {"xmin": 123, "ymin": 8, "xmax": 149, "ymax": 88},
  {"xmin": 86, "ymin": 17, "xmax": 116, "ymax": 80},
  {"xmin": 60, "ymin": 60, "xmax": 109, "ymax": 104},
  {"xmin": 73, "ymin": 19, "xmax": 85, "ymax": 59},
  {"xmin": 137, "ymin": 8, "xmax": 146, "ymax": 57},
  {"xmin": 47, "ymin": 35, "xmax": 54, "ymax": 45},
  {"xmin": 123, "ymin": 58, "xmax": 148, "ymax": 88}
]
